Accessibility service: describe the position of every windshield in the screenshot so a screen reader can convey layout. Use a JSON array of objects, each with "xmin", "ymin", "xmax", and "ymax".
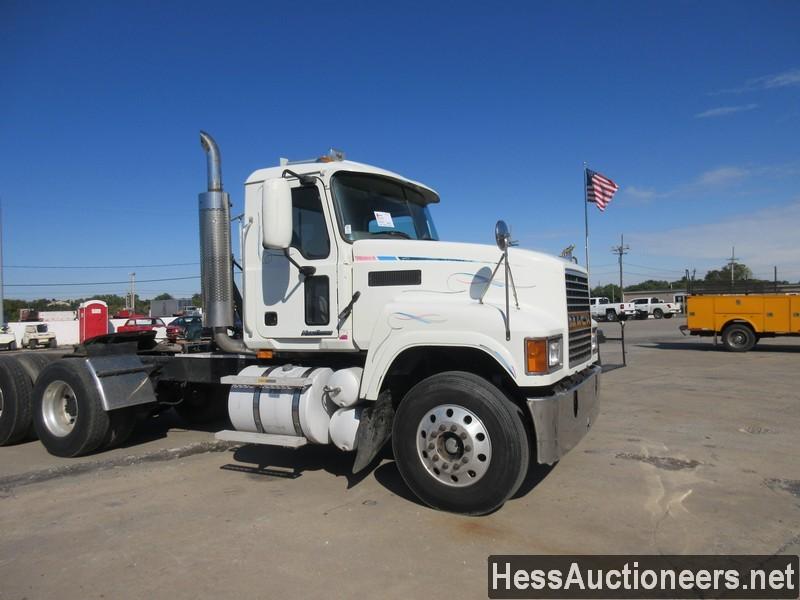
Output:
[{"xmin": 331, "ymin": 173, "xmax": 439, "ymax": 242}]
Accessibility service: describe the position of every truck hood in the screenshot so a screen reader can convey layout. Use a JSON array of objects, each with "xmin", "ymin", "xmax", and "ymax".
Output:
[{"xmin": 350, "ymin": 238, "xmax": 582, "ymax": 348}]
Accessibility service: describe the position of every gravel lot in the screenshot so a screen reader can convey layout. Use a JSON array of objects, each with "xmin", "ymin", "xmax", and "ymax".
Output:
[{"xmin": 1, "ymin": 317, "xmax": 798, "ymax": 599}]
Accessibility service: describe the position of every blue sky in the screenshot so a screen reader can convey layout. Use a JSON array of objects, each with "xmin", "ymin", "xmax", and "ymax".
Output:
[{"xmin": 1, "ymin": 0, "xmax": 799, "ymax": 299}]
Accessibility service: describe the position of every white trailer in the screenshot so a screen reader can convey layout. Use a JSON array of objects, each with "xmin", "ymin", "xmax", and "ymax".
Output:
[{"xmin": 0, "ymin": 132, "xmax": 600, "ymax": 515}]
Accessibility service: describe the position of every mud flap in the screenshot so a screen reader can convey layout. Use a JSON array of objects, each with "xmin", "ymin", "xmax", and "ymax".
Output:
[{"xmin": 352, "ymin": 390, "xmax": 395, "ymax": 474}]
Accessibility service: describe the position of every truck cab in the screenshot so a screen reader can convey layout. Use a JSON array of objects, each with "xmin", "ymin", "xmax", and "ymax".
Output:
[{"xmin": 241, "ymin": 154, "xmax": 597, "ymax": 393}]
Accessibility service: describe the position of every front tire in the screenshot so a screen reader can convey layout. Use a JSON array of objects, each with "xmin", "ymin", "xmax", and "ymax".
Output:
[
  {"xmin": 721, "ymin": 323, "xmax": 756, "ymax": 352},
  {"xmin": 392, "ymin": 371, "xmax": 529, "ymax": 515},
  {"xmin": 32, "ymin": 360, "xmax": 111, "ymax": 457}
]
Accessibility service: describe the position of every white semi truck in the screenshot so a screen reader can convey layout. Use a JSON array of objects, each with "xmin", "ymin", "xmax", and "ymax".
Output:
[{"xmin": 0, "ymin": 132, "xmax": 600, "ymax": 514}]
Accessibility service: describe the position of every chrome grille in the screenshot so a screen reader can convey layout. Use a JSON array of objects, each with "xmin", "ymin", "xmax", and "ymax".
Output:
[{"xmin": 565, "ymin": 270, "xmax": 592, "ymax": 366}]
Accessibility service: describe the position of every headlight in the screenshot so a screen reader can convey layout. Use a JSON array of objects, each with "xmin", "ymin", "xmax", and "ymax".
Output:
[
  {"xmin": 525, "ymin": 335, "xmax": 563, "ymax": 374},
  {"xmin": 547, "ymin": 337, "xmax": 563, "ymax": 368}
]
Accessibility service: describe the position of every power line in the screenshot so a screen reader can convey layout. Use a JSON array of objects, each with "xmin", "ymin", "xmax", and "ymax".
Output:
[
  {"xmin": 5, "ymin": 275, "xmax": 200, "ymax": 287},
  {"xmin": 4, "ymin": 262, "xmax": 199, "ymax": 269}
]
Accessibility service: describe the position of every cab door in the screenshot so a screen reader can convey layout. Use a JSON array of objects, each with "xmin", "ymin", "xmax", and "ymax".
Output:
[{"xmin": 256, "ymin": 182, "xmax": 339, "ymax": 342}]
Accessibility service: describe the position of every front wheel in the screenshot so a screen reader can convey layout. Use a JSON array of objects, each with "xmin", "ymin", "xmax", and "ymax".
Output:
[{"xmin": 392, "ymin": 371, "xmax": 529, "ymax": 515}]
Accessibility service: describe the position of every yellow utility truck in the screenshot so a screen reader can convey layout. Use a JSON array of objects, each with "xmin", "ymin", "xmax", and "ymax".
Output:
[{"xmin": 681, "ymin": 294, "xmax": 800, "ymax": 351}]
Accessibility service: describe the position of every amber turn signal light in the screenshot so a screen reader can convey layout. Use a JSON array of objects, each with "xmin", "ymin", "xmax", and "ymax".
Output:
[{"xmin": 525, "ymin": 339, "xmax": 548, "ymax": 374}]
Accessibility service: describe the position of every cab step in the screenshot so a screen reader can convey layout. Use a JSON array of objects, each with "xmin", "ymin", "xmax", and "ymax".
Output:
[
  {"xmin": 220, "ymin": 375, "xmax": 311, "ymax": 389},
  {"xmin": 215, "ymin": 430, "xmax": 309, "ymax": 448}
]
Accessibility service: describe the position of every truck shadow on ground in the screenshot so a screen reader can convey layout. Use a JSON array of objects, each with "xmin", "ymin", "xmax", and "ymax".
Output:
[
  {"xmin": 221, "ymin": 443, "xmax": 556, "ymax": 510},
  {"xmin": 118, "ymin": 410, "xmax": 228, "ymax": 451},
  {"xmin": 640, "ymin": 341, "xmax": 800, "ymax": 353},
  {"xmin": 221, "ymin": 443, "xmax": 379, "ymax": 490}
]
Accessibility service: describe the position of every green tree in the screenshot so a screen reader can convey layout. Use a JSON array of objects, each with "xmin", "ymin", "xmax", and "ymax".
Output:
[
  {"xmin": 591, "ymin": 284, "xmax": 622, "ymax": 301},
  {"xmin": 191, "ymin": 293, "xmax": 202, "ymax": 308},
  {"xmin": 153, "ymin": 293, "xmax": 174, "ymax": 301},
  {"xmin": 704, "ymin": 263, "xmax": 753, "ymax": 283},
  {"xmin": 625, "ymin": 279, "xmax": 671, "ymax": 292}
]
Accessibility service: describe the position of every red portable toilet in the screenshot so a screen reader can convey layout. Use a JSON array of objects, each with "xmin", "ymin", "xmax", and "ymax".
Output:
[{"xmin": 79, "ymin": 300, "xmax": 109, "ymax": 342}]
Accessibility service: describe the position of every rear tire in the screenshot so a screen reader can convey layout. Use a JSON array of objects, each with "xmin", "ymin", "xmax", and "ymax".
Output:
[
  {"xmin": 0, "ymin": 357, "xmax": 34, "ymax": 446},
  {"xmin": 32, "ymin": 360, "xmax": 111, "ymax": 457},
  {"xmin": 653, "ymin": 309, "xmax": 664, "ymax": 319},
  {"xmin": 48, "ymin": 339, "xmax": 57, "ymax": 349},
  {"xmin": 392, "ymin": 371, "xmax": 529, "ymax": 515},
  {"xmin": 28, "ymin": 339, "xmax": 37, "ymax": 350},
  {"xmin": 663, "ymin": 313, "xmax": 673, "ymax": 319},
  {"xmin": 605, "ymin": 309, "xmax": 617, "ymax": 322},
  {"xmin": 721, "ymin": 323, "xmax": 756, "ymax": 352}
]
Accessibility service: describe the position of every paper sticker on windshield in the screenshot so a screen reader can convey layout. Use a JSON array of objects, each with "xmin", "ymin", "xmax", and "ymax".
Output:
[
  {"xmin": 344, "ymin": 224, "xmax": 352, "ymax": 235},
  {"xmin": 374, "ymin": 211, "xmax": 394, "ymax": 228}
]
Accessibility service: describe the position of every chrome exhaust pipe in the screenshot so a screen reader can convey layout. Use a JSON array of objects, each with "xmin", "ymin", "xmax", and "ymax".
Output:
[{"xmin": 198, "ymin": 131, "xmax": 253, "ymax": 355}]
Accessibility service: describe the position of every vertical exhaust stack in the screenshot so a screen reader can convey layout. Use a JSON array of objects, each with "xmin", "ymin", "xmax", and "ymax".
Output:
[{"xmin": 198, "ymin": 131, "xmax": 253, "ymax": 355}]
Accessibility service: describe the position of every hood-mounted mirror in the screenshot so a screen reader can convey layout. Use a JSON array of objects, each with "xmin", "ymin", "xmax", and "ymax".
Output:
[
  {"xmin": 495, "ymin": 220, "xmax": 511, "ymax": 251},
  {"xmin": 480, "ymin": 220, "xmax": 520, "ymax": 341}
]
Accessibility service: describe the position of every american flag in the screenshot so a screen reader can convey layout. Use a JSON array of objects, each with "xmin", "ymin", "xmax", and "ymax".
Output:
[{"xmin": 586, "ymin": 169, "xmax": 619, "ymax": 212}]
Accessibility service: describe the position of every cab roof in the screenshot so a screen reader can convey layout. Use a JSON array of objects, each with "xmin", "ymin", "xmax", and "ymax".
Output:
[{"xmin": 245, "ymin": 159, "xmax": 440, "ymax": 204}]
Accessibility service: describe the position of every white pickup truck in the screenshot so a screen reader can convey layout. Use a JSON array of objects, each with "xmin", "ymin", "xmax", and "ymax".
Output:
[
  {"xmin": 590, "ymin": 297, "xmax": 636, "ymax": 321},
  {"xmin": 631, "ymin": 297, "xmax": 680, "ymax": 319}
]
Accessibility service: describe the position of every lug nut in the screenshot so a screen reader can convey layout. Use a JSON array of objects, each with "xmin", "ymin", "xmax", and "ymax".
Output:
[
  {"xmin": 450, "ymin": 424, "xmax": 457, "ymax": 432},
  {"xmin": 460, "ymin": 432, "xmax": 467, "ymax": 440},
  {"xmin": 439, "ymin": 424, "xmax": 446, "ymax": 432},
  {"xmin": 461, "ymin": 456, "xmax": 468, "ymax": 464},
  {"xmin": 442, "ymin": 464, "xmax": 449, "ymax": 471},
  {"xmin": 432, "ymin": 455, "xmax": 439, "ymax": 462},
  {"xmin": 428, "ymin": 443, "xmax": 434, "ymax": 450},
  {"xmin": 453, "ymin": 464, "xmax": 460, "ymax": 471},
  {"xmin": 464, "ymin": 445, "xmax": 471, "ymax": 452}
]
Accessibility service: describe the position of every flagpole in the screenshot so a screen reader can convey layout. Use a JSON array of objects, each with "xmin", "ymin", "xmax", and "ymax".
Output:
[{"xmin": 583, "ymin": 163, "xmax": 590, "ymax": 276}]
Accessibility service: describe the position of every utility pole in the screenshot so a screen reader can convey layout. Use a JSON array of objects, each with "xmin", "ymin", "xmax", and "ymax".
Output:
[
  {"xmin": 611, "ymin": 234, "xmax": 630, "ymax": 301},
  {"xmin": 727, "ymin": 246, "xmax": 738, "ymax": 290},
  {"xmin": 128, "ymin": 272, "xmax": 136, "ymax": 314},
  {"xmin": 611, "ymin": 234, "xmax": 630, "ymax": 366}
]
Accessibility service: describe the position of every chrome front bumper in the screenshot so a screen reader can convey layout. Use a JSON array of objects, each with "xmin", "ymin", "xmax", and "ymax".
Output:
[{"xmin": 526, "ymin": 364, "xmax": 601, "ymax": 465}]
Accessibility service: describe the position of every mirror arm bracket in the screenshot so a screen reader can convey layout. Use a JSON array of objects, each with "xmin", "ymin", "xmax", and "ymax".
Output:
[{"xmin": 283, "ymin": 249, "xmax": 316, "ymax": 277}]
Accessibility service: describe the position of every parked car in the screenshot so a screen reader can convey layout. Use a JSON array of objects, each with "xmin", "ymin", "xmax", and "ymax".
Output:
[
  {"xmin": 0, "ymin": 326, "xmax": 16, "ymax": 351},
  {"xmin": 22, "ymin": 324, "xmax": 57, "ymax": 349},
  {"xmin": 113, "ymin": 309, "xmax": 147, "ymax": 319},
  {"xmin": 166, "ymin": 316, "xmax": 205, "ymax": 341},
  {"xmin": 117, "ymin": 317, "xmax": 167, "ymax": 333},
  {"xmin": 590, "ymin": 297, "xmax": 636, "ymax": 321},
  {"xmin": 631, "ymin": 297, "xmax": 680, "ymax": 319}
]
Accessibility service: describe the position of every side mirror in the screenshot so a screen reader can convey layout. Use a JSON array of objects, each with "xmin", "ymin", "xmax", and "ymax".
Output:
[{"xmin": 261, "ymin": 179, "xmax": 293, "ymax": 249}]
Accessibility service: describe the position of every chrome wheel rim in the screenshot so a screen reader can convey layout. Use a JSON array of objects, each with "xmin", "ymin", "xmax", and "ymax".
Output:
[
  {"xmin": 731, "ymin": 331, "xmax": 746, "ymax": 346},
  {"xmin": 416, "ymin": 404, "xmax": 492, "ymax": 488},
  {"xmin": 41, "ymin": 381, "xmax": 78, "ymax": 437}
]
